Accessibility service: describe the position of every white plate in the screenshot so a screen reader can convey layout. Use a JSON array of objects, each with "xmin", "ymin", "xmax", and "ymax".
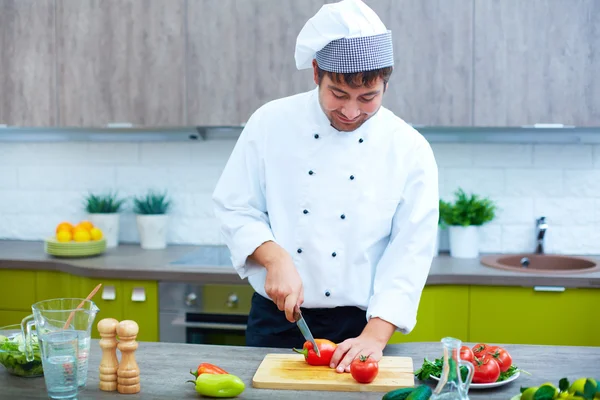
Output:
[{"xmin": 430, "ymin": 371, "xmax": 520, "ymax": 389}]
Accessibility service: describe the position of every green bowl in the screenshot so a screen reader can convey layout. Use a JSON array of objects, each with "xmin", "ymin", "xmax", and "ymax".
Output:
[
  {"xmin": 44, "ymin": 237, "xmax": 107, "ymax": 258},
  {"xmin": 0, "ymin": 325, "xmax": 44, "ymax": 378}
]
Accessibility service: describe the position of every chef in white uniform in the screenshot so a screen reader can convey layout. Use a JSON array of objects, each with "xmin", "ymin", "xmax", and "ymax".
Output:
[{"xmin": 212, "ymin": 0, "xmax": 439, "ymax": 373}]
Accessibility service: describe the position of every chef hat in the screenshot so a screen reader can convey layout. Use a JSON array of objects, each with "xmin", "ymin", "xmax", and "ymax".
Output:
[{"xmin": 295, "ymin": 0, "xmax": 394, "ymax": 74}]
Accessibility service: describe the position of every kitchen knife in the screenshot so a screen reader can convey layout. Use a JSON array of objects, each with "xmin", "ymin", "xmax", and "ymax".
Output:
[{"xmin": 293, "ymin": 306, "xmax": 320, "ymax": 357}]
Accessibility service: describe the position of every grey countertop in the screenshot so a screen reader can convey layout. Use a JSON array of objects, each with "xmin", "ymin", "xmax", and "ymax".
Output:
[
  {"xmin": 1, "ymin": 240, "xmax": 600, "ymax": 287},
  {"xmin": 2, "ymin": 340, "xmax": 599, "ymax": 399}
]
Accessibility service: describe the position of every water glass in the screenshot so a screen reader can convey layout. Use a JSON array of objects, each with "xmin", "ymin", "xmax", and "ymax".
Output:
[{"xmin": 40, "ymin": 330, "xmax": 79, "ymax": 400}]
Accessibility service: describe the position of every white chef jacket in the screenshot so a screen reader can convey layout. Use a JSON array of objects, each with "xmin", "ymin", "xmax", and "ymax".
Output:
[{"xmin": 212, "ymin": 87, "xmax": 439, "ymax": 334}]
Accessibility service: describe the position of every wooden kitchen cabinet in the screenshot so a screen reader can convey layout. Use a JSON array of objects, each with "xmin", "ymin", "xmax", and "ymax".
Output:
[
  {"xmin": 0, "ymin": 270, "xmax": 36, "ymax": 311},
  {"xmin": 473, "ymin": 0, "xmax": 600, "ymax": 126},
  {"xmin": 0, "ymin": 0, "xmax": 56, "ymax": 126},
  {"xmin": 388, "ymin": 285, "xmax": 470, "ymax": 344},
  {"xmin": 35, "ymin": 271, "xmax": 75, "ymax": 301},
  {"xmin": 55, "ymin": 0, "xmax": 186, "ymax": 127},
  {"xmin": 369, "ymin": 0, "xmax": 474, "ymax": 126},
  {"xmin": 77, "ymin": 277, "xmax": 124, "ymax": 339},
  {"xmin": 469, "ymin": 286, "xmax": 600, "ymax": 347},
  {"xmin": 186, "ymin": 0, "xmax": 319, "ymax": 126}
]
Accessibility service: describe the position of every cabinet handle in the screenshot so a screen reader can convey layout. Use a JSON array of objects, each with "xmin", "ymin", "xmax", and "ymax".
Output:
[
  {"xmin": 533, "ymin": 286, "xmax": 565, "ymax": 292},
  {"xmin": 131, "ymin": 287, "xmax": 146, "ymax": 302},
  {"xmin": 101, "ymin": 285, "xmax": 116, "ymax": 301}
]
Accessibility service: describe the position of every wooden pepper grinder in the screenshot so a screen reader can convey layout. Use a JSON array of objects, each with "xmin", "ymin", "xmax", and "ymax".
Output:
[
  {"xmin": 98, "ymin": 318, "xmax": 120, "ymax": 391},
  {"xmin": 116, "ymin": 320, "xmax": 141, "ymax": 394}
]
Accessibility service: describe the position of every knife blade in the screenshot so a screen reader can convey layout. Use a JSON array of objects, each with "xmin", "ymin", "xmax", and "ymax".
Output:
[{"xmin": 293, "ymin": 306, "xmax": 320, "ymax": 357}]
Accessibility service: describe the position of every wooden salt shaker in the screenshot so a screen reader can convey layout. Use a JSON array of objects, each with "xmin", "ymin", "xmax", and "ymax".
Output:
[
  {"xmin": 98, "ymin": 318, "xmax": 120, "ymax": 392},
  {"xmin": 116, "ymin": 320, "xmax": 141, "ymax": 394}
]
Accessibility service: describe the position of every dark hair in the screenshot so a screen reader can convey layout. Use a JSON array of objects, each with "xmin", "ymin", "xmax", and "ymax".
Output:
[{"xmin": 316, "ymin": 64, "xmax": 393, "ymax": 89}]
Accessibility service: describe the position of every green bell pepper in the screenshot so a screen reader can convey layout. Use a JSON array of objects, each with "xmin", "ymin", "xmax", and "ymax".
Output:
[{"xmin": 188, "ymin": 373, "xmax": 245, "ymax": 398}]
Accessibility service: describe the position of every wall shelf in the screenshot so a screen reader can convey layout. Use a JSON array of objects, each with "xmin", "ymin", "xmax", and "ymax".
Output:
[{"xmin": 1, "ymin": 125, "xmax": 600, "ymax": 144}]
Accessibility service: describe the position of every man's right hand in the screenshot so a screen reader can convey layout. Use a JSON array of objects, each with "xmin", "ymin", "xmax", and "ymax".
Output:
[{"xmin": 249, "ymin": 241, "xmax": 304, "ymax": 323}]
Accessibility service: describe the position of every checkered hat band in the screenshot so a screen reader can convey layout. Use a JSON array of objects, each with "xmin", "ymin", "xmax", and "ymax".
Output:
[{"xmin": 315, "ymin": 31, "xmax": 394, "ymax": 73}]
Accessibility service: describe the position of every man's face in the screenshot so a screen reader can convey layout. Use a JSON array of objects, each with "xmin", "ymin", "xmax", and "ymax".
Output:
[{"xmin": 313, "ymin": 63, "xmax": 386, "ymax": 132}]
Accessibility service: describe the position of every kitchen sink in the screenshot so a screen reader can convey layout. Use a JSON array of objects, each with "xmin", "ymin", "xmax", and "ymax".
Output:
[{"xmin": 480, "ymin": 253, "xmax": 600, "ymax": 274}]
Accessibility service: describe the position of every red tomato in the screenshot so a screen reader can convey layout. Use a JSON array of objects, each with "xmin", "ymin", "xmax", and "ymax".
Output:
[
  {"xmin": 472, "ymin": 355, "xmax": 501, "ymax": 384},
  {"xmin": 350, "ymin": 355, "xmax": 379, "ymax": 384},
  {"xmin": 486, "ymin": 346, "xmax": 512, "ymax": 372},
  {"xmin": 472, "ymin": 343, "xmax": 490, "ymax": 358},
  {"xmin": 460, "ymin": 346, "xmax": 474, "ymax": 363}
]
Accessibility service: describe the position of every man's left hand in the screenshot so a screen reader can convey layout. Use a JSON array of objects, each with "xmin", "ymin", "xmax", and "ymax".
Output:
[{"xmin": 329, "ymin": 334, "xmax": 385, "ymax": 373}]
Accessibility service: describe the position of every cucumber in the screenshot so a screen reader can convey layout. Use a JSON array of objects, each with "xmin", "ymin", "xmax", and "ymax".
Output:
[
  {"xmin": 381, "ymin": 387, "xmax": 415, "ymax": 400},
  {"xmin": 406, "ymin": 385, "xmax": 433, "ymax": 400}
]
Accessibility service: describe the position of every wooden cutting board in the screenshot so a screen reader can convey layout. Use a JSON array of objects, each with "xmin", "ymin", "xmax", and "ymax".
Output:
[{"xmin": 252, "ymin": 353, "xmax": 415, "ymax": 392}]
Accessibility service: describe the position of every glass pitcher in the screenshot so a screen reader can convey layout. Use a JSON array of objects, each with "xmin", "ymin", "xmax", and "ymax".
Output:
[
  {"xmin": 430, "ymin": 337, "xmax": 474, "ymax": 400},
  {"xmin": 21, "ymin": 298, "xmax": 99, "ymax": 388}
]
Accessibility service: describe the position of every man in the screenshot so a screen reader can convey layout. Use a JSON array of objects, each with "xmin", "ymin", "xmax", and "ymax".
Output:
[{"xmin": 212, "ymin": 0, "xmax": 439, "ymax": 374}]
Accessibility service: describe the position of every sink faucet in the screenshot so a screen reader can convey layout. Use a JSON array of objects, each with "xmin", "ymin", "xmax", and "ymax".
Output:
[{"xmin": 535, "ymin": 216, "xmax": 548, "ymax": 254}]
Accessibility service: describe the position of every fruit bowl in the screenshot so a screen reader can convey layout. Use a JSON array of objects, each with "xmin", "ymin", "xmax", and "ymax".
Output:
[
  {"xmin": 0, "ymin": 324, "xmax": 43, "ymax": 378},
  {"xmin": 44, "ymin": 237, "xmax": 107, "ymax": 258}
]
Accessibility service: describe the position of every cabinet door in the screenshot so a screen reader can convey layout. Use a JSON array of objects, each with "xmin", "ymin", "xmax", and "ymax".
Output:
[
  {"xmin": 473, "ymin": 0, "xmax": 600, "ymax": 126},
  {"xmin": 388, "ymin": 285, "xmax": 469, "ymax": 344},
  {"xmin": 56, "ymin": 0, "xmax": 186, "ymax": 126},
  {"xmin": 186, "ymin": 0, "xmax": 322, "ymax": 125},
  {"xmin": 369, "ymin": 0, "xmax": 474, "ymax": 126},
  {"xmin": 78, "ymin": 277, "xmax": 123, "ymax": 339},
  {"xmin": 469, "ymin": 286, "xmax": 599, "ymax": 346},
  {"xmin": 201, "ymin": 284, "xmax": 255, "ymax": 315},
  {"xmin": 0, "ymin": 310, "xmax": 32, "ymax": 328},
  {"xmin": 122, "ymin": 280, "xmax": 158, "ymax": 342},
  {"xmin": 0, "ymin": 270, "xmax": 36, "ymax": 311},
  {"xmin": 0, "ymin": 0, "xmax": 56, "ymax": 126},
  {"xmin": 36, "ymin": 271, "xmax": 74, "ymax": 301}
]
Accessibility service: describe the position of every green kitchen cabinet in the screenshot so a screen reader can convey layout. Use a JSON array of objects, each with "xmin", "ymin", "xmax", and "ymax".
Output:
[
  {"xmin": 469, "ymin": 286, "xmax": 600, "ymax": 346},
  {"xmin": 122, "ymin": 280, "xmax": 158, "ymax": 342},
  {"xmin": 0, "ymin": 270, "xmax": 36, "ymax": 311},
  {"xmin": 77, "ymin": 277, "xmax": 124, "ymax": 340},
  {"xmin": 36, "ymin": 271, "xmax": 75, "ymax": 301},
  {"xmin": 388, "ymin": 285, "xmax": 470, "ymax": 344},
  {"xmin": 0, "ymin": 310, "xmax": 32, "ymax": 328}
]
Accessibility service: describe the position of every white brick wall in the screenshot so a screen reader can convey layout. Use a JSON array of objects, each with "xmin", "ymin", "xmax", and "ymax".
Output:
[{"xmin": 1, "ymin": 141, "xmax": 599, "ymax": 255}]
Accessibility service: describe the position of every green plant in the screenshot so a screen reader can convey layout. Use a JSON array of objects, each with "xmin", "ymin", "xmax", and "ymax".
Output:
[
  {"xmin": 133, "ymin": 190, "xmax": 171, "ymax": 215},
  {"xmin": 439, "ymin": 188, "xmax": 496, "ymax": 227},
  {"xmin": 83, "ymin": 192, "xmax": 126, "ymax": 213}
]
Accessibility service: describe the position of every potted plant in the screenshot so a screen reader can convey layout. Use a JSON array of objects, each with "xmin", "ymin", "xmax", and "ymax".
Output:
[
  {"xmin": 84, "ymin": 192, "xmax": 126, "ymax": 248},
  {"xmin": 439, "ymin": 188, "xmax": 496, "ymax": 258},
  {"xmin": 133, "ymin": 190, "xmax": 171, "ymax": 250}
]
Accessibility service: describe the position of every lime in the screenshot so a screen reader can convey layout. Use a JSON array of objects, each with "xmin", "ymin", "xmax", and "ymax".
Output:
[{"xmin": 521, "ymin": 387, "xmax": 539, "ymax": 400}]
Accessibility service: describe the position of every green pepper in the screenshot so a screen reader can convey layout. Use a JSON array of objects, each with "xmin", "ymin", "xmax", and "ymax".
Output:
[{"xmin": 188, "ymin": 373, "xmax": 245, "ymax": 398}]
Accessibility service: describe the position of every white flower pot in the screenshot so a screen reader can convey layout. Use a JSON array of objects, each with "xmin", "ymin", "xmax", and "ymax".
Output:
[
  {"xmin": 136, "ymin": 214, "xmax": 168, "ymax": 250},
  {"xmin": 88, "ymin": 213, "xmax": 120, "ymax": 248},
  {"xmin": 448, "ymin": 225, "xmax": 479, "ymax": 258}
]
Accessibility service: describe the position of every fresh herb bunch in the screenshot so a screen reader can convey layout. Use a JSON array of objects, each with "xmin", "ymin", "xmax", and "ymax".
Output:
[
  {"xmin": 133, "ymin": 190, "xmax": 171, "ymax": 215},
  {"xmin": 415, "ymin": 357, "xmax": 519, "ymax": 383},
  {"xmin": 439, "ymin": 188, "xmax": 496, "ymax": 227},
  {"xmin": 84, "ymin": 192, "xmax": 126, "ymax": 213}
]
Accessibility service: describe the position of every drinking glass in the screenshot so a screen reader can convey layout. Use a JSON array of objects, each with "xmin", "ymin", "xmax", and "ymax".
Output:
[{"xmin": 39, "ymin": 330, "xmax": 79, "ymax": 400}]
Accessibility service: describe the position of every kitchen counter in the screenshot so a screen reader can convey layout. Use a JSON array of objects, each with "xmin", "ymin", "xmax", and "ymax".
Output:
[
  {"xmin": 3, "ymin": 340, "xmax": 599, "ymax": 399},
  {"xmin": 1, "ymin": 239, "xmax": 600, "ymax": 287}
]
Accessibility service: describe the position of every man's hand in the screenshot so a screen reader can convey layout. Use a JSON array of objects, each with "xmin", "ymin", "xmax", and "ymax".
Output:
[
  {"xmin": 329, "ymin": 317, "xmax": 395, "ymax": 373},
  {"xmin": 249, "ymin": 241, "xmax": 304, "ymax": 323}
]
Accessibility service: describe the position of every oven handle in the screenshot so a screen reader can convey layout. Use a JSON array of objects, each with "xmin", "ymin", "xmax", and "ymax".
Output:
[{"xmin": 171, "ymin": 316, "xmax": 247, "ymax": 331}]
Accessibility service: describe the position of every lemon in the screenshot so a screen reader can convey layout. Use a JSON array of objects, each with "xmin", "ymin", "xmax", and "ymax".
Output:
[
  {"xmin": 89, "ymin": 227, "xmax": 103, "ymax": 241},
  {"xmin": 569, "ymin": 378, "xmax": 597, "ymax": 395},
  {"xmin": 56, "ymin": 230, "xmax": 72, "ymax": 242},
  {"xmin": 521, "ymin": 387, "xmax": 539, "ymax": 400},
  {"xmin": 73, "ymin": 229, "xmax": 91, "ymax": 242}
]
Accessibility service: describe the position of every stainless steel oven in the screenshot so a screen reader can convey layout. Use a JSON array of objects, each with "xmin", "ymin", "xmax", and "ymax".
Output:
[{"xmin": 158, "ymin": 281, "xmax": 255, "ymax": 345}]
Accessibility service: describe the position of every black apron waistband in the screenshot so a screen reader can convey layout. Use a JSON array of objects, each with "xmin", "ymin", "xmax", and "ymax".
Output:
[{"xmin": 245, "ymin": 292, "xmax": 367, "ymax": 348}]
